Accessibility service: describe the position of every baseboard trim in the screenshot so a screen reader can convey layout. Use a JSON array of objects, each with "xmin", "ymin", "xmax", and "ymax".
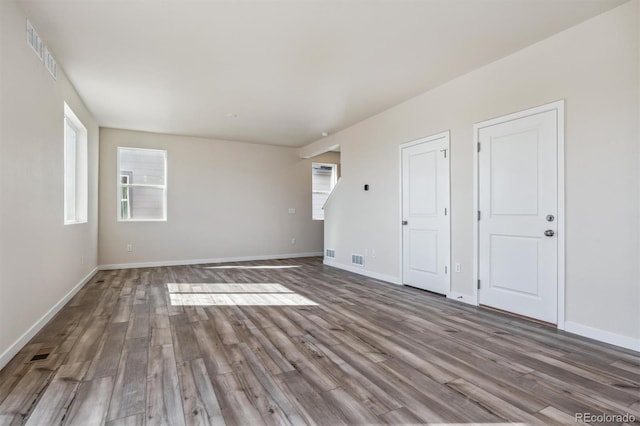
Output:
[
  {"xmin": 323, "ymin": 258, "xmax": 401, "ymax": 285},
  {"xmin": 447, "ymin": 292, "xmax": 478, "ymax": 306},
  {"xmin": 99, "ymin": 252, "xmax": 324, "ymax": 270},
  {"xmin": 564, "ymin": 321, "xmax": 640, "ymax": 352},
  {"xmin": 0, "ymin": 267, "xmax": 99, "ymax": 370}
]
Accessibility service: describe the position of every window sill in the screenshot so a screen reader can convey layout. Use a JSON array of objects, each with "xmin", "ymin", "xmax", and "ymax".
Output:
[
  {"xmin": 64, "ymin": 220, "xmax": 87, "ymax": 226},
  {"xmin": 118, "ymin": 219, "xmax": 167, "ymax": 223}
]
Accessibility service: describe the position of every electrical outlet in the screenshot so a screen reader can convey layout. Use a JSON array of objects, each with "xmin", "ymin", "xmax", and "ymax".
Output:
[
  {"xmin": 364, "ymin": 248, "xmax": 369, "ymax": 257},
  {"xmin": 127, "ymin": 244, "xmax": 133, "ymax": 252},
  {"xmin": 455, "ymin": 263, "xmax": 461, "ymax": 273},
  {"xmin": 81, "ymin": 255, "xmax": 85, "ymax": 265},
  {"xmin": 371, "ymin": 249, "xmax": 376, "ymax": 258},
  {"xmin": 291, "ymin": 238, "xmax": 296, "ymax": 245},
  {"xmin": 288, "ymin": 208, "xmax": 296, "ymax": 214}
]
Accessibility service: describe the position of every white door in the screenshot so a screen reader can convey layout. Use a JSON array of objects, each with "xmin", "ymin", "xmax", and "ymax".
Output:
[
  {"xmin": 401, "ymin": 133, "xmax": 450, "ymax": 295},
  {"xmin": 477, "ymin": 105, "xmax": 561, "ymax": 324}
]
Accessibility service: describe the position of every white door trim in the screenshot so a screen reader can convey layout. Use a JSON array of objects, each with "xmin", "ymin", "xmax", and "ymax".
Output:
[
  {"xmin": 472, "ymin": 100, "xmax": 565, "ymax": 329},
  {"xmin": 399, "ymin": 130, "xmax": 451, "ymax": 294}
]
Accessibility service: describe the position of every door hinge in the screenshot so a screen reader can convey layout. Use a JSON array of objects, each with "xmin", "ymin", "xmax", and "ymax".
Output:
[
  {"xmin": 477, "ymin": 210, "xmax": 481, "ymax": 221},
  {"xmin": 444, "ymin": 207, "xmax": 448, "ymax": 216},
  {"xmin": 441, "ymin": 149, "xmax": 447, "ymax": 158},
  {"xmin": 445, "ymin": 265, "xmax": 448, "ymax": 274},
  {"xmin": 477, "ymin": 142, "xmax": 481, "ymax": 152},
  {"xmin": 477, "ymin": 279, "xmax": 481, "ymax": 289}
]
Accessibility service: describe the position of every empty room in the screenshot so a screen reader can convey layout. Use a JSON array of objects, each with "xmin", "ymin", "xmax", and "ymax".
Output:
[{"xmin": 1, "ymin": 0, "xmax": 639, "ymax": 424}]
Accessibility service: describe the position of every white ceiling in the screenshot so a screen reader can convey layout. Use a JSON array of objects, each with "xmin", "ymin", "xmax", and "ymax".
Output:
[{"xmin": 21, "ymin": 0, "xmax": 626, "ymax": 147}]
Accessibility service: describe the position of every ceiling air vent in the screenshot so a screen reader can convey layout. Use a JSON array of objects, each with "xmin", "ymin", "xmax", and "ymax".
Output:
[
  {"xmin": 325, "ymin": 249, "xmax": 335, "ymax": 259},
  {"xmin": 351, "ymin": 254, "xmax": 365, "ymax": 267},
  {"xmin": 44, "ymin": 47, "xmax": 57, "ymax": 80},
  {"xmin": 26, "ymin": 19, "xmax": 43, "ymax": 60}
]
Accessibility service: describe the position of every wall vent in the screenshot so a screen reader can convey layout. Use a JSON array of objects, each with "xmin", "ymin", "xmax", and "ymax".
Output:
[
  {"xmin": 26, "ymin": 19, "xmax": 44, "ymax": 60},
  {"xmin": 325, "ymin": 249, "xmax": 335, "ymax": 259},
  {"xmin": 44, "ymin": 47, "xmax": 57, "ymax": 80},
  {"xmin": 351, "ymin": 254, "xmax": 365, "ymax": 266}
]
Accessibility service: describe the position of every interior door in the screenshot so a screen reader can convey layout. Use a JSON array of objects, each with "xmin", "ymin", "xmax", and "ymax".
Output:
[
  {"xmin": 478, "ymin": 108, "xmax": 559, "ymax": 323},
  {"xmin": 401, "ymin": 133, "xmax": 450, "ymax": 295}
]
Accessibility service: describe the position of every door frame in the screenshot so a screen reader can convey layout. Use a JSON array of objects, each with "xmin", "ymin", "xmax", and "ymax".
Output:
[
  {"xmin": 472, "ymin": 100, "xmax": 565, "ymax": 329},
  {"xmin": 399, "ymin": 130, "xmax": 451, "ymax": 295}
]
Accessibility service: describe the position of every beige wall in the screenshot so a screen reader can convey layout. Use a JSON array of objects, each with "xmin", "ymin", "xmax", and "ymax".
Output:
[
  {"xmin": 0, "ymin": 1, "xmax": 99, "ymax": 366},
  {"xmin": 314, "ymin": 1, "xmax": 640, "ymax": 346},
  {"xmin": 98, "ymin": 129, "xmax": 331, "ymax": 266}
]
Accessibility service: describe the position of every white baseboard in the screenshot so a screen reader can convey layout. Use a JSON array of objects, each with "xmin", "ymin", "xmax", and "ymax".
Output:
[
  {"xmin": 447, "ymin": 292, "xmax": 478, "ymax": 306},
  {"xmin": 564, "ymin": 321, "xmax": 640, "ymax": 352},
  {"xmin": 323, "ymin": 258, "xmax": 401, "ymax": 285},
  {"xmin": 0, "ymin": 267, "xmax": 99, "ymax": 370},
  {"xmin": 99, "ymin": 252, "xmax": 324, "ymax": 270}
]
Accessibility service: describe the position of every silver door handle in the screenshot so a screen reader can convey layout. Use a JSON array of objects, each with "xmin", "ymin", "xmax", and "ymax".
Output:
[
  {"xmin": 544, "ymin": 229, "xmax": 555, "ymax": 237},
  {"xmin": 402, "ymin": 220, "xmax": 408, "ymax": 226}
]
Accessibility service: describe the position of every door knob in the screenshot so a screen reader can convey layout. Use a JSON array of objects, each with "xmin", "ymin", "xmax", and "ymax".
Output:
[
  {"xmin": 544, "ymin": 229, "xmax": 555, "ymax": 237},
  {"xmin": 402, "ymin": 220, "xmax": 408, "ymax": 226}
]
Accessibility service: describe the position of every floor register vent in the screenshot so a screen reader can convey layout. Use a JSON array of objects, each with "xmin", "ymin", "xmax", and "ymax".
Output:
[{"xmin": 30, "ymin": 351, "xmax": 52, "ymax": 362}]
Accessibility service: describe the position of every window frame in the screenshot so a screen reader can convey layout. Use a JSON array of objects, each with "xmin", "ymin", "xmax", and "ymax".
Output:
[
  {"xmin": 116, "ymin": 147, "xmax": 168, "ymax": 222},
  {"xmin": 63, "ymin": 103, "xmax": 88, "ymax": 225},
  {"xmin": 119, "ymin": 173, "xmax": 132, "ymax": 220}
]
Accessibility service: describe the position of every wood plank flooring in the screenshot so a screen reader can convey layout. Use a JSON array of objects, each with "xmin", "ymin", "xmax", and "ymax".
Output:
[{"xmin": 0, "ymin": 257, "xmax": 638, "ymax": 425}]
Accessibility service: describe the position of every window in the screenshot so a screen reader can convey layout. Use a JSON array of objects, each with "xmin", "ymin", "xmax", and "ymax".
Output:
[
  {"xmin": 312, "ymin": 163, "xmax": 337, "ymax": 220},
  {"xmin": 64, "ymin": 103, "xmax": 88, "ymax": 224},
  {"xmin": 117, "ymin": 147, "xmax": 167, "ymax": 221}
]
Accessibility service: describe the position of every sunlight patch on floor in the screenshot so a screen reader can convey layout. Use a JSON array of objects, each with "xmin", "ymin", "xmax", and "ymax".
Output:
[
  {"xmin": 167, "ymin": 283, "xmax": 293, "ymax": 293},
  {"xmin": 169, "ymin": 293, "xmax": 318, "ymax": 306},
  {"xmin": 203, "ymin": 265, "xmax": 302, "ymax": 270},
  {"xmin": 167, "ymin": 282, "xmax": 318, "ymax": 306}
]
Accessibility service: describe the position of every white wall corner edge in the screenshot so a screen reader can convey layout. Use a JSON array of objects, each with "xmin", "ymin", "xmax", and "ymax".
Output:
[
  {"xmin": 0, "ymin": 267, "xmax": 99, "ymax": 370},
  {"xmin": 564, "ymin": 321, "xmax": 640, "ymax": 353},
  {"xmin": 323, "ymin": 258, "xmax": 402, "ymax": 285},
  {"xmin": 99, "ymin": 252, "xmax": 324, "ymax": 270},
  {"xmin": 447, "ymin": 292, "xmax": 478, "ymax": 306}
]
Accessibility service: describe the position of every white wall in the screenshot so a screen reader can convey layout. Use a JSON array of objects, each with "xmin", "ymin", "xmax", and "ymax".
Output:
[
  {"xmin": 638, "ymin": 0, "xmax": 640, "ymax": 333},
  {"xmin": 0, "ymin": 1, "xmax": 99, "ymax": 367},
  {"xmin": 99, "ymin": 129, "xmax": 337, "ymax": 267},
  {"xmin": 309, "ymin": 1, "xmax": 640, "ymax": 348}
]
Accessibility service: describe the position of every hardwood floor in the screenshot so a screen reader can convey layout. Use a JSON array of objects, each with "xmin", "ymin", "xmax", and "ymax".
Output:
[{"xmin": 0, "ymin": 257, "xmax": 638, "ymax": 425}]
